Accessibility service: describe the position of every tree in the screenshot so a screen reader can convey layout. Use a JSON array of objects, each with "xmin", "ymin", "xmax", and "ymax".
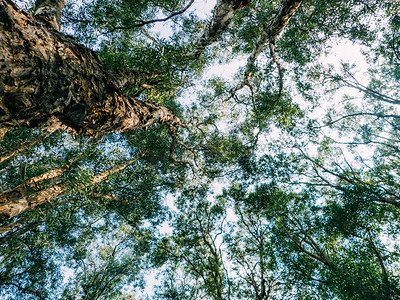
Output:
[
  {"xmin": 2, "ymin": 0, "xmax": 400, "ymax": 299},
  {"xmin": 0, "ymin": 0, "xmax": 184, "ymax": 136},
  {"xmin": 154, "ymin": 186, "xmax": 229, "ymax": 300}
]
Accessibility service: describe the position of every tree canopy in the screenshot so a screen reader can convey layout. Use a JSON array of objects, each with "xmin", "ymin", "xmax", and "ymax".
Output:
[{"xmin": 1, "ymin": 0, "xmax": 400, "ymax": 299}]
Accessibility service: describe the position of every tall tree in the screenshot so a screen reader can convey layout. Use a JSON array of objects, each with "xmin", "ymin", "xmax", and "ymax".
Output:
[
  {"xmin": 0, "ymin": 0, "xmax": 184, "ymax": 136},
  {"xmin": 2, "ymin": 0, "xmax": 400, "ymax": 299}
]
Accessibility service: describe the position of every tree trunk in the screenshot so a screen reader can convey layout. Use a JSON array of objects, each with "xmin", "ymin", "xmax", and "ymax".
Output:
[
  {"xmin": 0, "ymin": 153, "xmax": 143, "ymax": 221},
  {"xmin": 246, "ymin": 0, "xmax": 304, "ymax": 74},
  {"xmin": 0, "ymin": 0, "xmax": 183, "ymax": 137},
  {"xmin": 193, "ymin": 0, "xmax": 251, "ymax": 58}
]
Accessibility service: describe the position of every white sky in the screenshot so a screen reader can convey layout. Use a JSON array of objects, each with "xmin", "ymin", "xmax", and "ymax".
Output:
[{"xmin": 11, "ymin": 0, "xmax": 389, "ymax": 297}]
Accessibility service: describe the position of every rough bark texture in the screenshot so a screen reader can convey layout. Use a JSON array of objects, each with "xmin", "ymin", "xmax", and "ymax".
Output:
[
  {"xmin": 111, "ymin": 70, "xmax": 160, "ymax": 90},
  {"xmin": 193, "ymin": 0, "xmax": 251, "ymax": 58},
  {"xmin": 0, "ymin": 0, "xmax": 183, "ymax": 137},
  {"xmin": 0, "ymin": 183, "xmax": 65, "ymax": 221},
  {"xmin": 34, "ymin": 0, "xmax": 66, "ymax": 31}
]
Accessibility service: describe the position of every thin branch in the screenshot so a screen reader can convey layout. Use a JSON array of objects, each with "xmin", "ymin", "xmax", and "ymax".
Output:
[
  {"xmin": 314, "ymin": 112, "xmax": 400, "ymax": 129},
  {"xmin": 340, "ymin": 72, "xmax": 400, "ymax": 105},
  {"xmin": 269, "ymin": 42, "xmax": 285, "ymax": 97},
  {"xmin": 281, "ymin": 222, "xmax": 332, "ymax": 267},
  {"xmin": 0, "ymin": 120, "xmax": 61, "ymax": 164},
  {"xmin": 110, "ymin": 0, "xmax": 195, "ymax": 31},
  {"xmin": 168, "ymin": 125, "xmax": 209, "ymax": 176},
  {"xmin": 7, "ymin": 282, "xmax": 44, "ymax": 300}
]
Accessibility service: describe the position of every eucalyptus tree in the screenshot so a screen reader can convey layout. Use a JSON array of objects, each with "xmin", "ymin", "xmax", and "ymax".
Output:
[
  {"xmin": 219, "ymin": 179, "xmax": 400, "ymax": 299},
  {"xmin": 1, "ymin": 0, "xmax": 400, "ymax": 299},
  {"xmin": 0, "ymin": 127, "xmax": 178, "ymax": 299},
  {"xmin": 154, "ymin": 186, "xmax": 229, "ymax": 300}
]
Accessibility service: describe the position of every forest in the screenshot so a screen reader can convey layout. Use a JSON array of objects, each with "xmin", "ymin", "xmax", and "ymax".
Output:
[{"xmin": 1, "ymin": 0, "xmax": 400, "ymax": 299}]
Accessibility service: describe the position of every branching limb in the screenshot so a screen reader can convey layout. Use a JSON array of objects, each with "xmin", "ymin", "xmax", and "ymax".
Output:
[
  {"xmin": 281, "ymin": 223, "xmax": 332, "ymax": 267},
  {"xmin": 231, "ymin": 0, "xmax": 303, "ymax": 97},
  {"xmin": 269, "ymin": 42, "xmax": 285, "ymax": 96},
  {"xmin": 110, "ymin": 0, "xmax": 195, "ymax": 31}
]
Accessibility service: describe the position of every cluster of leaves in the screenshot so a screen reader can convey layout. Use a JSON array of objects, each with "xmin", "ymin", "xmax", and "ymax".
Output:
[{"xmin": 3, "ymin": 0, "xmax": 400, "ymax": 299}]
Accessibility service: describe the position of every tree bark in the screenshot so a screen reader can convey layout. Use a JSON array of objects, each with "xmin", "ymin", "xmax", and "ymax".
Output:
[
  {"xmin": 246, "ymin": 0, "xmax": 304, "ymax": 72},
  {"xmin": 110, "ymin": 70, "xmax": 160, "ymax": 90},
  {"xmin": 228, "ymin": 0, "xmax": 304, "ymax": 97},
  {"xmin": 193, "ymin": 0, "xmax": 251, "ymax": 58},
  {"xmin": 0, "ymin": 153, "xmax": 143, "ymax": 221},
  {"xmin": 34, "ymin": 0, "xmax": 66, "ymax": 31},
  {"xmin": 0, "ymin": 0, "xmax": 184, "ymax": 137}
]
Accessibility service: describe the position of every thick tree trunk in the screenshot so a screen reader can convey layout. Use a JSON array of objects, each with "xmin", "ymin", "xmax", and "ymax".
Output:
[{"xmin": 0, "ymin": 0, "xmax": 183, "ymax": 137}]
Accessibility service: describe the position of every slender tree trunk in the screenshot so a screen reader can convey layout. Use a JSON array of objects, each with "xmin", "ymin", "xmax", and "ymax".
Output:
[
  {"xmin": 0, "ymin": 0, "xmax": 183, "ymax": 137},
  {"xmin": 246, "ymin": 0, "xmax": 304, "ymax": 71},
  {"xmin": 0, "ymin": 183, "xmax": 65, "ymax": 221},
  {"xmin": 34, "ymin": 0, "xmax": 67, "ymax": 31},
  {"xmin": 193, "ymin": 0, "xmax": 250, "ymax": 58},
  {"xmin": 229, "ymin": 0, "xmax": 304, "ymax": 96},
  {"xmin": 0, "ymin": 121, "xmax": 59, "ymax": 164},
  {"xmin": 0, "ymin": 153, "xmax": 143, "ymax": 221}
]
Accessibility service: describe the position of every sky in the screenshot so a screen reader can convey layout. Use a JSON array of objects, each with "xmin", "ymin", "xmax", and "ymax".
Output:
[
  {"xmin": 142, "ymin": 1, "xmax": 376, "ymax": 296},
  {"xmin": 8, "ymin": 0, "xmax": 388, "ymax": 297}
]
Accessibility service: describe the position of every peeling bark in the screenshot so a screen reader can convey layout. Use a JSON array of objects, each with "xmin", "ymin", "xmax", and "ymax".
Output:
[
  {"xmin": 225, "ymin": 0, "xmax": 303, "ymax": 99},
  {"xmin": 0, "ymin": 0, "xmax": 184, "ymax": 137},
  {"xmin": 34, "ymin": 0, "xmax": 66, "ymax": 31},
  {"xmin": 193, "ymin": 0, "xmax": 251, "ymax": 58},
  {"xmin": 0, "ymin": 153, "xmax": 143, "ymax": 221},
  {"xmin": 0, "ymin": 127, "xmax": 7, "ymax": 144},
  {"xmin": 0, "ymin": 183, "xmax": 65, "ymax": 221},
  {"xmin": 111, "ymin": 70, "xmax": 160, "ymax": 90}
]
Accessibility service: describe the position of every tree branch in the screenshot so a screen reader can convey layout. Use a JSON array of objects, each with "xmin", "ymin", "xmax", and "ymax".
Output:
[
  {"xmin": 193, "ymin": 0, "xmax": 251, "ymax": 58},
  {"xmin": 0, "ymin": 153, "xmax": 144, "ymax": 221},
  {"xmin": 110, "ymin": 69, "xmax": 161, "ymax": 90},
  {"xmin": 0, "ymin": 119, "xmax": 60, "ymax": 164},
  {"xmin": 231, "ymin": 0, "xmax": 303, "ymax": 96},
  {"xmin": 110, "ymin": 0, "xmax": 195, "ymax": 31}
]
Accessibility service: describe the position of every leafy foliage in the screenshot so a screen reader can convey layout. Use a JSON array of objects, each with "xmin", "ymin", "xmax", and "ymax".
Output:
[{"xmin": 3, "ymin": 0, "xmax": 400, "ymax": 299}]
